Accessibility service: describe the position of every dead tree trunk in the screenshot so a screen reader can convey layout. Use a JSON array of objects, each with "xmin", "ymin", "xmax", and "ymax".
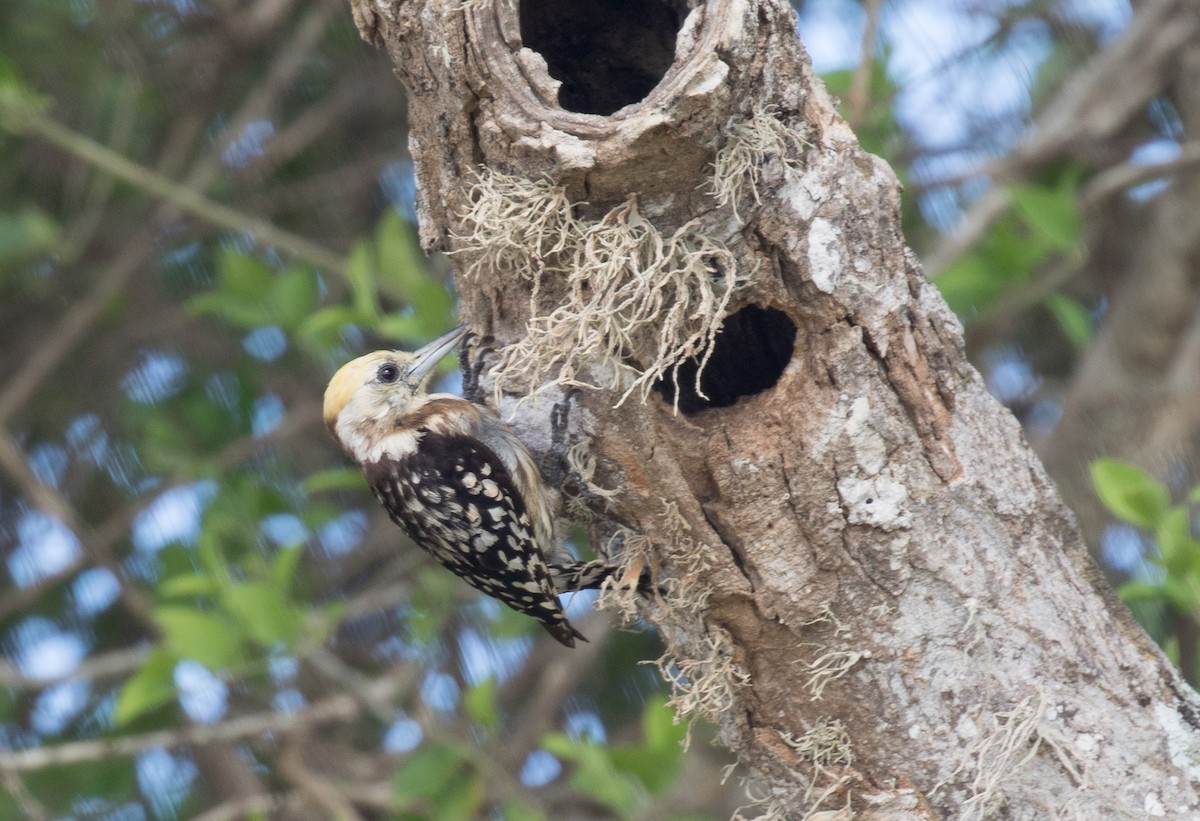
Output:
[{"xmin": 348, "ymin": 0, "xmax": 1200, "ymax": 816}]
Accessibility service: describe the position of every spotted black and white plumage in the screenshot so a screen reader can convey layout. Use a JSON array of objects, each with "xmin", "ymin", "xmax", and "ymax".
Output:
[
  {"xmin": 322, "ymin": 325, "xmax": 629, "ymax": 647},
  {"xmin": 362, "ymin": 431, "xmax": 584, "ymax": 645}
]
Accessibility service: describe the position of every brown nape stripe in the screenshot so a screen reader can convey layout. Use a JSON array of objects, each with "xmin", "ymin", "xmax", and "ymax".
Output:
[
  {"xmin": 396, "ymin": 397, "xmax": 479, "ymax": 433},
  {"xmin": 361, "ymin": 457, "xmax": 403, "ymax": 487}
]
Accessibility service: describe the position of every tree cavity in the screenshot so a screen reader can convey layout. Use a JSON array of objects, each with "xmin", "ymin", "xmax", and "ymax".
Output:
[
  {"xmin": 655, "ymin": 306, "xmax": 798, "ymax": 416},
  {"xmin": 519, "ymin": 0, "xmax": 689, "ymax": 115}
]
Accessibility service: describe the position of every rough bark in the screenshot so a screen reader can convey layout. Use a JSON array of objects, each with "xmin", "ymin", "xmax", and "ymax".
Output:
[{"xmin": 348, "ymin": 0, "xmax": 1200, "ymax": 816}]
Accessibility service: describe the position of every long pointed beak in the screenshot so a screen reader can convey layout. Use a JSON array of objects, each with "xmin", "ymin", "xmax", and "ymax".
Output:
[{"xmin": 407, "ymin": 324, "xmax": 469, "ymax": 382}]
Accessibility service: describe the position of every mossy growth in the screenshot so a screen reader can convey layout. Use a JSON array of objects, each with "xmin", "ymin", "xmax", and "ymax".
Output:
[
  {"xmin": 452, "ymin": 167, "xmax": 745, "ymax": 411},
  {"xmin": 709, "ymin": 105, "xmax": 810, "ymax": 221}
]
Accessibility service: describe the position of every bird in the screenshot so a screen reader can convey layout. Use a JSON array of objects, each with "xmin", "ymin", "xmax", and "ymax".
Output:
[{"xmin": 322, "ymin": 325, "xmax": 628, "ymax": 646}]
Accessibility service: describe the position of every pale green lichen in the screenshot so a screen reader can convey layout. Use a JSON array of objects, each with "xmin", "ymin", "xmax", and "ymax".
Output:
[
  {"xmin": 452, "ymin": 168, "xmax": 745, "ymax": 412},
  {"xmin": 939, "ymin": 689, "xmax": 1084, "ymax": 821},
  {"xmin": 709, "ymin": 105, "xmax": 809, "ymax": 221}
]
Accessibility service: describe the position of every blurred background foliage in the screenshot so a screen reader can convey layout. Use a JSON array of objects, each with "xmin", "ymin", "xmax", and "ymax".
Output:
[{"xmin": 1, "ymin": 0, "xmax": 1198, "ymax": 817}]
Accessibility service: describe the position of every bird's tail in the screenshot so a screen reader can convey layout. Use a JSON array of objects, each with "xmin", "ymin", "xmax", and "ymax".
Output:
[
  {"xmin": 541, "ymin": 615, "xmax": 589, "ymax": 648},
  {"xmin": 549, "ymin": 559, "xmax": 653, "ymax": 594}
]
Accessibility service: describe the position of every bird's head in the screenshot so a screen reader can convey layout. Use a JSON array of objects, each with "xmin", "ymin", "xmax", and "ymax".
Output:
[{"xmin": 323, "ymin": 325, "xmax": 468, "ymax": 436}]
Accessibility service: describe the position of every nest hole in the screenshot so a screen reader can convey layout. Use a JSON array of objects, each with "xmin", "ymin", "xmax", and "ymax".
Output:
[
  {"xmin": 519, "ymin": 0, "xmax": 688, "ymax": 115},
  {"xmin": 655, "ymin": 306, "xmax": 797, "ymax": 415}
]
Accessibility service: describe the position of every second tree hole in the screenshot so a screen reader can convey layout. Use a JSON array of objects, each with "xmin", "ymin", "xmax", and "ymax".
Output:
[{"xmin": 655, "ymin": 305, "xmax": 798, "ymax": 415}]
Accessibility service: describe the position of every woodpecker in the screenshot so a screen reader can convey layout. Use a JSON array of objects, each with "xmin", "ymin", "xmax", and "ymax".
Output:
[{"xmin": 323, "ymin": 325, "xmax": 624, "ymax": 646}]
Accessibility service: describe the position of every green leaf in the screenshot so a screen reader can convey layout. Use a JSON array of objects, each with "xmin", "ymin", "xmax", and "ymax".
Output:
[
  {"xmin": 222, "ymin": 582, "xmax": 300, "ymax": 648},
  {"xmin": 1154, "ymin": 506, "xmax": 1195, "ymax": 575},
  {"xmin": 375, "ymin": 312, "xmax": 426, "ymax": 342},
  {"xmin": 302, "ymin": 467, "xmax": 367, "ymax": 495},
  {"xmin": 642, "ymin": 696, "xmax": 685, "ymax": 751},
  {"xmin": 570, "ymin": 753, "xmax": 642, "ymax": 818},
  {"xmin": 154, "ymin": 606, "xmax": 245, "ymax": 670},
  {"xmin": 0, "ymin": 68, "xmax": 50, "ymax": 134},
  {"xmin": 0, "ymin": 207, "xmax": 59, "ymax": 266},
  {"xmin": 1045, "ymin": 294, "xmax": 1091, "ymax": 349},
  {"xmin": 194, "ymin": 530, "xmax": 233, "ymax": 589},
  {"xmin": 464, "ymin": 677, "xmax": 499, "ymax": 734},
  {"xmin": 186, "ymin": 291, "xmax": 272, "ymax": 329},
  {"xmin": 300, "ymin": 501, "xmax": 342, "ymax": 529},
  {"xmin": 407, "ymin": 568, "xmax": 456, "ymax": 644},
  {"xmin": 295, "ymin": 305, "xmax": 372, "ymax": 356},
  {"xmin": 0, "ymin": 681, "xmax": 16, "ymax": 723},
  {"xmin": 113, "ymin": 649, "xmax": 177, "ymax": 727},
  {"xmin": 394, "ymin": 743, "xmax": 464, "ymax": 805},
  {"xmin": 500, "ymin": 801, "xmax": 546, "ymax": 821},
  {"xmin": 346, "ymin": 238, "xmax": 381, "ymax": 321},
  {"xmin": 271, "ymin": 544, "xmax": 305, "ymax": 593},
  {"xmin": 372, "ymin": 212, "xmax": 455, "ymax": 339},
  {"xmin": 1010, "ymin": 183, "xmax": 1080, "ymax": 252},
  {"xmin": 543, "ymin": 733, "xmax": 643, "ymax": 819},
  {"xmin": 437, "ymin": 773, "xmax": 485, "ymax": 820},
  {"xmin": 540, "ymin": 733, "xmax": 573, "ymax": 757},
  {"xmin": 607, "ymin": 698, "xmax": 686, "ymax": 795},
  {"xmin": 157, "ymin": 572, "xmax": 218, "ymax": 600},
  {"xmin": 189, "ymin": 252, "xmax": 314, "ymax": 331},
  {"xmin": 1117, "ymin": 581, "xmax": 1166, "ymax": 604},
  {"xmin": 1164, "ymin": 634, "xmax": 1180, "ymax": 666},
  {"xmin": 935, "ymin": 255, "xmax": 1010, "ymax": 317},
  {"xmin": 22, "ymin": 757, "xmax": 135, "ymax": 813},
  {"xmin": 1091, "ymin": 459, "xmax": 1169, "ymax": 529},
  {"xmin": 316, "ymin": 600, "xmax": 346, "ymax": 643},
  {"xmin": 218, "ymin": 250, "xmax": 275, "ymax": 302},
  {"xmin": 375, "ymin": 210, "xmax": 427, "ymax": 296},
  {"xmin": 269, "ymin": 267, "xmax": 319, "ymax": 329},
  {"xmin": 1160, "ymin": 576, "xmax": 1199, "ymax": 614},
  {"xmin": 298, "ymin": 305, "xmax": 368, "ymax": 333}
]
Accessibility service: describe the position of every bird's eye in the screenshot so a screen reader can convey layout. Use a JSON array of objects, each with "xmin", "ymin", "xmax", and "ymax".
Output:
[{"xmin": 377, "ymin": 363, "xmax": 401, "ymax": 384}]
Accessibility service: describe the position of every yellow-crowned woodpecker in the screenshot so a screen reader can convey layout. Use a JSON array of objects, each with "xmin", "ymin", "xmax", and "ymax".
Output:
[{"xmin": 323, "ymin": 325, "xmax": 625, "ymax": 646}]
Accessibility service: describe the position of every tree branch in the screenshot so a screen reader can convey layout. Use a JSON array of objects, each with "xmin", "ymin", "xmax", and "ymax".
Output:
[
  {"xmin": 13, "ymin": 112, "xmax": 347, "ymax": 276},
  {"xmin": 0, "ymin": 678, "xmax": 405, "ymax": 772},
  {"xmin": 923, "ymin": 0, "xmax": 1199, "ymax": 276}
]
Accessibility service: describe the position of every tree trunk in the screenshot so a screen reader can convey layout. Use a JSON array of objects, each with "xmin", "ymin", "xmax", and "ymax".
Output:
[{"xmin": 348, "ymin": 0, "xmax": 1200, "ymax": 816}]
